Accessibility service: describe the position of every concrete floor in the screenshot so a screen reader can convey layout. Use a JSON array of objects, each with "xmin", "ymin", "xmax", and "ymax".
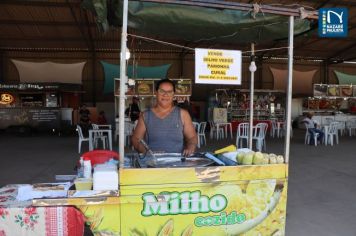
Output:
[{"xmin": 0, "ymin": 129, "xmax": 355, "ymax": 236}]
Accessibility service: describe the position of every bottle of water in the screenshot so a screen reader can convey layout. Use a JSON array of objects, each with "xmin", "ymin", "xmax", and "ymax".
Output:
[{"xmin": 77, "ymin": 157, "xmax": 84, "ymax": 178}]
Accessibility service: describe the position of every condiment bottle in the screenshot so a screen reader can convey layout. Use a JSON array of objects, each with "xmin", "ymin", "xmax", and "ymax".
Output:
[{"xmin": 83, "ymin": 160, "xmax": 92, "ymax": 178}]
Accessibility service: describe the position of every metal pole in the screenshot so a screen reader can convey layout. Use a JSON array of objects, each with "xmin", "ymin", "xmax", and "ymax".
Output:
[
  {"xmin": 248, "ymin": 43, "xmax": 256, "ymax": 149},
  {"xmin": 92, "ymin": 52, "xmax": 96, "ymax": 107},
  {"xmin": 119, "ymin": 0, "xmax": 129, "ymax": 169},
  {"xmin": 284, "ymin": 16, "xmax": 294, "ymax": 163}
]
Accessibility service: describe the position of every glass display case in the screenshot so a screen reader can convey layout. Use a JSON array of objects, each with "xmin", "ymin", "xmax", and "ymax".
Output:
[{"xmin": 212, "ymin": 89, "xmax": 285, "ymax": 121}]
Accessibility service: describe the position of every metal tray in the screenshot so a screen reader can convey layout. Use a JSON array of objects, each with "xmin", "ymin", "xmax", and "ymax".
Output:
[{"xmin": 133, "ymin": 153, "xmax": 215, "ymax": 168}]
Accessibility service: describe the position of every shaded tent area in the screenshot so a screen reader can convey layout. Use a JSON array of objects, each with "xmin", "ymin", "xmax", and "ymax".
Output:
[
  {"xmin": 0, "ymin": 0, "xmax": 355, "ymax": 103},
  {"xmin": 81, "ymin": 0, "xmax": 311, "ymax": 43}
]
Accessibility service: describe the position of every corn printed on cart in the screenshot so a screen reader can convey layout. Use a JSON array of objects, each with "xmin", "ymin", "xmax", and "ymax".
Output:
[{"xmin": 33, "ymin": 163, "xmax": 288, "ymax": 236}]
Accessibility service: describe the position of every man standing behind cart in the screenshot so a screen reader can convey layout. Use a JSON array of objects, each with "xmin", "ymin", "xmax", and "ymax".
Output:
[
  {"xmin": 125, "ymin": 96, "xmax": 141, "ymax": 122},
  {"xmin": 132, "ymin": 79, "xmax": 197, "ymax": 157},
  {"xmin": 78, "ymin": 104, "xmax": 91, "ymax": 136}
]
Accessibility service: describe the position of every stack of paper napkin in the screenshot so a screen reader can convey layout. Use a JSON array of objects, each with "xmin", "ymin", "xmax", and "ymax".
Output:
[{"xmin": 93, "ymin": 163, "xmax": 118, "ymax": 190}]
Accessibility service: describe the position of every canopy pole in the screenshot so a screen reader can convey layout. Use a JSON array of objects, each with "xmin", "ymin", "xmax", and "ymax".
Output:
[
  {"xmin": 119, "ymin": 0, "xmax": 129, "ymax": 169},
  {"xmin": 248, "ymin": 43, "xmax": 256, "ymax": 149},
  {"xmin": 284, "ymin": 16, "xmax": 294, "ymax": 163}
]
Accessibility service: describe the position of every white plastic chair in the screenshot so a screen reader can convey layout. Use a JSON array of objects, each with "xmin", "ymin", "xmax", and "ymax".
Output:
[
  {"xmin": 126, "ymin": 121, "xmax": 137, "ymax": 147},
  {"xmin": 303, "ymin": 120, "xmax": 320, "ymax": 146},
  {"xmin": 252, "ymin": 123, "xmax": 268, "ymax": 151},
  {"xmin": 335, "ymin": 121, "xmax": 346, "ymax": 136},
  {"xmin": 326, "ymin": 122, "xmax": 339, "ymax": 146},
  {"xmin": 192, "ymin": 122, "xmax": 199, "ymax": 132},
  {"xmin": 347, "ymin": 119, "xmax": 356, "ymax": 136},
  {"xmin": 92, "ymin": 124, "xmax": 108, "ymax": 149},
  {"xmin": 115, "ymin": 121, "xmax": 136, "ymax": 147},
  {"xmin": 305, "ymin": 128, "xmax": 319, "ymax": 146},
  {"xmin": 270, "ymin": 119, "xmax": 278, "ymax": 138},
  {"xmin": 209, "ymin": 121, "xmax": 224, "ymax": 140},
  {"xmin": 324, "ymin": 117, "xmax": 334, "ymax": 126},
  {"xmin": 76, "ymin": 125, "xmax": 89, "ymax": 153},
  {"xmin": 197, "ymin": 122, "xmax": 207, "ymax": 148},
  {"xmin": 236, "ymin": 122, "xmax": 249, "ymax": 148},
  {"xmin": 281, "ymin": 121, "xmax": 293, "ymax": 138}
]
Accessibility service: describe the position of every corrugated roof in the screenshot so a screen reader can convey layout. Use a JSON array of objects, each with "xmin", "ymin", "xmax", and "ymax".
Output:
[{"xmin": 0, "ymin": 0, "xmax": 354, "ymax": 63}]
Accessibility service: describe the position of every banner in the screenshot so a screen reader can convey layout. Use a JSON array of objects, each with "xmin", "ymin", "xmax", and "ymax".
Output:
[
  {"xmin": 334, "ymin": 70, "xmax": 356, "ymax": 85},
  {"xmin": 101, "ymin": 61, "xmax": 171, "ymax": 94},
  {"xmin": 270, "ymin": 67, "xmax": 317, "ymax": 95},
  {"xmin": 0, "ymin": 108, "xmax": 60, "ymax": 130},
  {"xmin": 195, "ymin": 48, "xmax": 242, "ymax": 85},
  {"xmin": 11, "ymin": 60, "xmax": 86, "ymax": 84}
]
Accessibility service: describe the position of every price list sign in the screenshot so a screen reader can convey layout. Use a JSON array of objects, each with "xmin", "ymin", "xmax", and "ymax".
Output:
[{"xmin": 195, "ymin": 48, "xmax": 241, "ymax": 85}]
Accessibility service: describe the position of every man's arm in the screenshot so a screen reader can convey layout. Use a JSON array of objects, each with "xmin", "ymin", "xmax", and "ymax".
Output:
[
  {"xmin": 131, "ymin": 113, "xmax": 147, "ymax": 153},
  {"xmin": 181, "ymin": 109, "xmax": 198, "ymax": 157}
]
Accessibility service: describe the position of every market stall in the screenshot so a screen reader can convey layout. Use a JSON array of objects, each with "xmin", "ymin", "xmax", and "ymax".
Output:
[
  {"xmin": 114, "ymin": 78, "xmax": 192, "ymax": 114},
  {"xmin": 209, "ymin": 89, "xmax": 286, "ymax": 132},
  {"xmin": 0, "ymin": 83, "xmax": 80, "ymax": 132},
  {"xmin": 300, "ymin": 84, "xmax": 356, "ymax": 127}
]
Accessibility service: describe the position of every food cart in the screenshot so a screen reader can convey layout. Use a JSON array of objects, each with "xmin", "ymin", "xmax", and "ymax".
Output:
[
  {"xmin": 32, "ymin": 161, "xmax": 287, "ymax": 236},
  {"xmin": 0, "ymin": 2, "xmax": 318, "ymax": 235},
  {"xmin": 33, "ymin": 16, "xmax": 293, "ymax": 236}
]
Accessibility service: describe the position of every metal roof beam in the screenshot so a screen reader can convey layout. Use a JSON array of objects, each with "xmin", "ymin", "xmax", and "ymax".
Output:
[
  {"xmin": 0, "ymin": 0, "xmax": 81, "ymax": 7},
  {"xmin": 326, "ymin": 43, "xmax": 356, "ymax": 61},
  {"xmin": 325, "ymin": 22, "xmax": 356, "ymax": 60},
  {"xmin": 66, "ymin": 0, "xmax": 93, "ymax": 50},
  {"xmin": 0, "ymin": 20, "xmax": 96, "ymax": 27},
  {"xmin": 315, "ymin": 0, "xmax": 331, "ymax": 9},
  {"xmin": 307, "ymin": 0, "xmax": 356, "ymax": 7},
  {"xmin": 0, "ymin": 37, "xmax": 88, "ymax": 42},
  {"xmin": 138, "ymin": 0, "xmax": 318, "ymax": 19},
  {"xmin": 343, "ymin": 56, "xmax": 356, "ymax": 62}
]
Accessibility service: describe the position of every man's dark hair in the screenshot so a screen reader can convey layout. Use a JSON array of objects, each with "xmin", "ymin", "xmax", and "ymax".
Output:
[{"xmin": 155, "ymin": 79, "xmax": 175, "ymax": 92}]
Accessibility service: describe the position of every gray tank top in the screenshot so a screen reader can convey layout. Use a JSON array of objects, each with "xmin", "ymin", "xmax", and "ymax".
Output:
[{"xmin": 144, "ymin": 106, "xmax": 184, "ymax": 153}]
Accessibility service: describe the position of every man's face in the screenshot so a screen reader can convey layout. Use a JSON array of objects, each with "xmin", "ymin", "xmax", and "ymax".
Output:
[{"xmin": 156, "ymin": 82, "xmax": 174, "ymax": 107}]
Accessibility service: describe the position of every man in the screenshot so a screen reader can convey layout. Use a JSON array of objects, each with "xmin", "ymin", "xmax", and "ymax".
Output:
[
  {"xmin": 125, "ymin": 96, "xmax": 141, "ymax": 122},
  {"xmin": 78, "ymin": 104, "xmax": 91, "ymax": 136},
  {"xmin": 302, "ymin": 112, "xmax": 324, "ymax": 145},
  {"xmin": 131, "ymin": 79, "xmax": 197, "ymax": 157}
]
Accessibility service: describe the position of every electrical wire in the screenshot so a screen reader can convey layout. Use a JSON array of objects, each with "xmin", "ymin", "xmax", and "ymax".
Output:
[
  {"xmin": 128, "ymin": 33, "xmax": 289, "ymax": 54},
  {"xmin": 128, "ymin": 33, "xmax": 195, "ymax": 51}
]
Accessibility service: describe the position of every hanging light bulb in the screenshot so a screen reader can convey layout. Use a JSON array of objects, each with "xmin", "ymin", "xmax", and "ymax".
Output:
[
  {"xmin": 121, "ymin": 48, "xmax": 131, "ymax": 60},
  {"xmin": 126, "ymin": 48, "xmax": 131, "ymax": 60}
]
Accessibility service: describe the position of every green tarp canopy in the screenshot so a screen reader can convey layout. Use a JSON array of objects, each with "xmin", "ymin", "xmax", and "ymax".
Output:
[
  {"xmin": 334, "ymin": 70, "xmax": 356, "ymax": 85},
  {"xmin": 82, "ymin": 0, "xmax": 311, "ymax": 43},
  {"xmin": 101, "ymin": 61, "xmax": 171, "ymax": 94}
]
